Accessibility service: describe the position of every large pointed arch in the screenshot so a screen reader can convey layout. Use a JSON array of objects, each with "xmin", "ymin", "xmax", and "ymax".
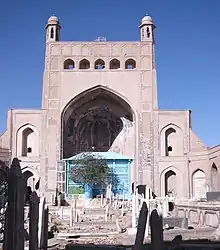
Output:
[{"xmin": 60, "ymin": 85, "xmax": 137, "ymax": 159}]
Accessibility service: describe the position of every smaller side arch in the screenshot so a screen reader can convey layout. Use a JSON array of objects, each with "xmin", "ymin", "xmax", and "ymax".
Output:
[
  {"xmin": 22, "ymin": 166, "xmax": 40, "ymax": 201},
  {"xmin": 192, "ymin": 169, "xmax": 206, "ymax": 198},
  {"xmin": 210, "ymin": 163, "xmax": 219, "ymax": 191},
  {"xmin": 160, "ymin": 166, "xmax": 183, "ymax": 197},
  {"xmin": 160, "ymin": 124, "xmax": 184, "ymax": 156},
  {"xmin": 16, "ymin": 124, "xmax": 39, "ymax": 157}
]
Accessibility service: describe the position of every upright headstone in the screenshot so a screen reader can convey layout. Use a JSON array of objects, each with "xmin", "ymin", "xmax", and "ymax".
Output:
[
  {"xmin": 133, "ymin": 201, "xmax": 148, "ymax": 250},
  {"xmin": 69, "ymin": 206, "xmax": 73, "ymax": 226},
  {"xmin": 3, "ymin": 158, "xmax": 24, "ymax": 250},
  {"xmin": 132, "ymin": 193, "xmax": 136, "ymax": 228},
  {"xmin": 29, "ymin": 191, "xmax": 40, "ymax": 250},
  {"xmin": 43, "ymin": 205, "xmax": 49, "ymax": 250},
  {"xmin": 38, "ymin": 197, "xmax": 46, "ymax": 248},
  {"xmin": 145, "ymin": 186, "xmax": 150, "ymax": 238},
  {"xmin": 150, "ymin": 209, "xmax": 164, "ymax": 250},
  {"xmin": 105, "ymin": 204, "xmax": 109, "ymax": 222}
]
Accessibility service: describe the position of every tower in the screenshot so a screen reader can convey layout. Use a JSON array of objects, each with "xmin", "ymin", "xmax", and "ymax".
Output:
[
  {"xmin": 139, "ymin": 15, "xmax": 155, "ymax": 43},
  {"xmin": 45, "ymin": 15, "xmax": 61, "ymax": 42}
]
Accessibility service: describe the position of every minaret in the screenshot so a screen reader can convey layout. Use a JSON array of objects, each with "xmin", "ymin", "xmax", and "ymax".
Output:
[
  {"xmin": 139, "ymin": 15, "xmax": 158, "ymax": 110},
  {"xmin": 139, "ymin": 14, "xmax": 155, "ymax": 43},
  {"xmin": 45, "ymin": 15, "xmax": 61, "ymax": 42}
]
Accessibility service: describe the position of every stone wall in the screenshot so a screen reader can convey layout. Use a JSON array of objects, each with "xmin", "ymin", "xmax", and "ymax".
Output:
[
  {"xmin": 0, "ymin": 147, "xmax": 11, "ymax": 166},
  {"xmin": 175, "ymin": 201, "xmax": 220, "ymax": 228}
]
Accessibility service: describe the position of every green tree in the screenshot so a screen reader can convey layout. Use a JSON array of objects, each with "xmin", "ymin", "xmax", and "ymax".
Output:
[{"xmin": 71, "ymin": 153, "xmax": 119, "ymax": 189}]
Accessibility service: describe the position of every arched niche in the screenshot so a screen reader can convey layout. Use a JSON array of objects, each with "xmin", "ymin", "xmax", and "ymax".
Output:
[
  {"xmin": 64, "ymin": 59, "xmax": 75, "ymax": 69},
  {"xmin": 125, "ymin": 58, "xmax": 136, "ymax": 69},
  {"xmin": 160, "ymin": 124, "xmax": 184, "ymax": 156},
  {"xmin": 211, "ymin": 163, "xmax": 219, "ymax": 191},
  {"xmin": 22, "ymin": 166, "xmax": 40, "ymax": 203},
  {"xmin": 192, "ymin": 169, "xmax": 206, "ymax": 198},
  {"xmin": 16, "ymin": 124, "xmax": 39, "ymax": 157},
  {"xmin": 60, "ymin": 86, "xmax": 135, "ymax": 159},
  {"xmin": 160, "ymin": 166, "xmax": 183, "ymax": 197},
  {"xmin": 110, "ymin": 59, "xmax": 120, "ymax": 69},
  {"xmin": 164, "ymin": 170, "xmax": 177, "ymax": 196},
  {"xmin": 79, "ymin": 59, "xmax": 90, "ymax": 69},
  {"xmin": 94, "ymin": 59, "xmax": 105, "ymax": 69}
]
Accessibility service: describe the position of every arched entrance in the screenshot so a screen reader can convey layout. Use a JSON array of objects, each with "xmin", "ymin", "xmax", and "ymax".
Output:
[
  {"xmin": 164, "ymin": 170, "xmax": 177, "ymax": 196},
  {"xmin": 192, "ymin": 169, "xmax": 206, "ymax": 198},
  {"xmin": 61, "ymin": 86, "xmax": 134, "ymax": 159},
  {"xmin": 211, "ymin": 163, "xmax": 218, "ymax": 191}
]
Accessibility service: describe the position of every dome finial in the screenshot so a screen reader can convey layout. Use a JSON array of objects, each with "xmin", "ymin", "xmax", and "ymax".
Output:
[
  {"xmin": 48, "ymin": 15, "xmax": 59, "ymax": 24},
  {"xmin": 141, "ymin": 14, "xmax": 153, "ymax": 25}
]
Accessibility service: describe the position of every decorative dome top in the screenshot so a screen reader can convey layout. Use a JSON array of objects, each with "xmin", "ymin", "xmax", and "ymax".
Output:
[
  {"xmin": 141, "ymin": 15, "xmax": 153, "ymax": 25},
  {"xmin": 48, "ymin": 15, "xmax": 59, "ymax": 24}
]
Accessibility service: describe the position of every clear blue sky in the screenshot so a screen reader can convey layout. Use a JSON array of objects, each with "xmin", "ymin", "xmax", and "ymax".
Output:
[{"xmin": 0, "ymin": 0, "xmax": 220, "ymax": 147}]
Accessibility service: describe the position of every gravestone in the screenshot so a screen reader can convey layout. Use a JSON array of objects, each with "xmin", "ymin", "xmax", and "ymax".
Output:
[
  {"xmin": 29, "ymin": 191, "xmax": 40, "ymax": 250},
  {"xmin": 163, "ymin": 217, "xmax": 188, "ymax": 229},
  {"xmin": 150, "ymin": 209, "xmax": 164, "ymax": 250},
  {"xmin": 38, "ymin": 197, "xmax": 46, "ymax": 248},
  {"xmin": 133, "ymin": 201, "xmax": 148, "ymax": 250},
  {"xmin": 3, "ymin": 158, "xmax": 24, "ymax": 250}
]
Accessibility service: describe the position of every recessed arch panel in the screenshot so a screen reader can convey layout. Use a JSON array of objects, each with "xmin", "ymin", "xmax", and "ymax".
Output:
[
  {"xmin": 16, "ymin": 124, "xmax": 39, "ymax": 157},
  {"xmin": 60, "ymin": 85, "xmax": 136, "ymax": 159}
]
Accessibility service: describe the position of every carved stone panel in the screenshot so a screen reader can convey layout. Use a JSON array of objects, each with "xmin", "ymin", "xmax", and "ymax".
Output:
[
  {"xmin": 92, "ymin": 44, "xmax": 109, "ymax": 57},
  {"xmin": 140, "ymin": 71, "xmax": 152, "ymax": 86},
  {"xmin": 48, "ymin": 117, "xmax": 57, "ymax": 126},
  {"xmin": 51, "ymin": 45, "xmax": 61, "ymax": 56},
  {"xmin": 47, "ymin": 110, "xmax": 58, "ymax": 125},
  {"xmin": 142, "ymin": 102, "xmax": 151, "ymax": 111},
  {"xmin": 49, "ymin": 86, "xmax": 59, "ymax": 99},
  {"xmin": 81, "ymin": 45, "xmax": 91, "ymax": 56},
  {"xmin": 49, "ymin": 72, "xmax": 59, "ymax": 86},
  {"xmin": 141, "ymin": 45, "xmax": 150, "ymax": 55},
  {"xmin": 50, "ymin": 56, "xmax": 59, "ymax": 70},
  {"xmin": 72, "ymin": 44, "xmax": 81, "ymax": 56},
  {"xmin": 110, "ymin": 44, "xmax": 121, "ymax": 56},
  {"xmin": 142, "ymin": 112, "xmax": 151, "ymax": 139},
  {"xmin": 61, "ymin": 44, "xmax": 72, "ymax": 55},
  {"xmin": 141, "ymin": 86, "xmax": 152, "ymax": 103},
  {"xmin": 122, "ymin": 44, "xmax": 139, "ymax": 56},
  {"xmin": 48, "ymin": 100, "xmax": 59, "ymax": 109},
  {"xmin": 140, "ymin": 56, "xmax": 151, "ymax": 70}
]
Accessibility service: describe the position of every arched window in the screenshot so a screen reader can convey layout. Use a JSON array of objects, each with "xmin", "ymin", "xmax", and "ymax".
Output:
[
  {"xmin": 147, "ymin": 27, "xmax": 150, "ymax": 38},
  {"xmin": 22, "ymin": 128, "xmax": 34, "ymax": 157},
  {"xmin": 79, "ymin": 59, "xmax": 90, "ymax": 69},
  {"xmin": 165, "ymin": 128, "xmax": 176, "ymax": 156},
  {"xmin": 50, "ymin": 27, "xmax": 54, "ymax": 39},
  {"xmin": 142, "ymin": 28, "xmax": 145, "ymax": 39},
  {"xmin": 64, "ymin": 59, "xmax": 75, "ymax": 70},
  {"xmin": 125, "ymin": 59, "xmax": 136, "ymax": 69},
  {"xmin": 211, "ymin": 163, "xmax": 218, "ymax": 191},
  {"xmin": 110, "ymin": 59, "xmax": 120, "ymax": 69},
  {"xmin": 165, "ymin": 170, "xmax": 177, "ymax": 196},
  {"xmin": 95, "ymin": 59, "xmax": 105, "ymax": 70}
]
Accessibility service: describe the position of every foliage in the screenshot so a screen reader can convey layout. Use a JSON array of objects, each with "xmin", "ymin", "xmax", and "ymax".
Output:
[
  {"xmin": 68, "ymin": 186, "xmax": 84, "ymax": 195},
  {"xmin": 71, "ymin": 153, "xmax": 119, "ymax": 188}
]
